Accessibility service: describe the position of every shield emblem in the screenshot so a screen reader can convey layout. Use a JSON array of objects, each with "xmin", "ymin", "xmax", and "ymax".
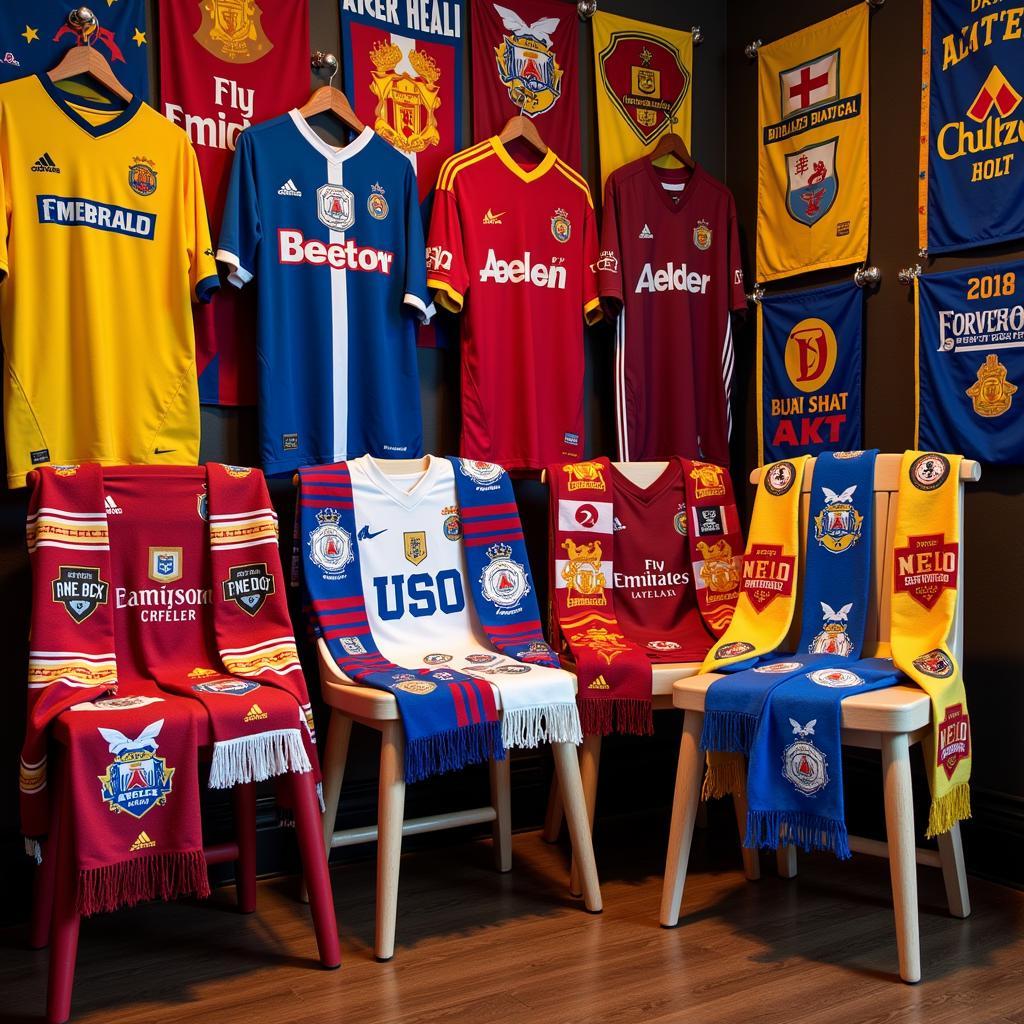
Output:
[
  {"xmin": 404, "ymin": 531, "xmax": 428, "ymax": 566},
  {"xmin": 786, "ymin": 138, "xmax": 838, "ymax": 227},
  {"xmin": 148, "ymin": 547, "xmax": 183, "ymax": 584},
  {"xmin": 317, "ymin": 184, "xmax": 355, "ymax": 231}
]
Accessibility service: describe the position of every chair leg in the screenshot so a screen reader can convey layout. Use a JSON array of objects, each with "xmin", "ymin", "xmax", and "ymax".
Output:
[
  {"xmin": 488, "ymin": 754, "xmax": 512, "ymax": 873},
  {"xmin": 232, "ymin": 782, "xmax": 257, "ymax": 914},
  {"xmin": 46, "ymin": 763, "xmax": 80, "ymax": 1024},
  {"xmin": 660, "ymin": 710, "xmax": 704, "ymax": 927},
  {"xmin": 552, "ymin": 741, "xmax": 602, "ymax": 913},
  {"xmin": 29, "ymin": 773, "xmax": 64, "ymax": 950},
  {"xmin": 541, "ymin": 771, "xmax": 563, "ymax": 843},
  {"xmin": 376, "ymin": 721, "xmax": 407, "ymax": 961},
  {"xmin": 775, "ymin": 843, "xmax": 798, "ymax": 879},
  {"xmin": 569, "ymin": 734, "xmax": 602, "ymax": 897},
  {"xmin": 731, "ymin": 772, "xmax": 761, "ymax": 882},
  {"xmin": 936, "ymin": 822, "xmax": 971, "ymax": 919},
  {"xmin": 881, "ymin": 732, "xmax": 921, "ymax": 983},
  {"xmin": 289, "ymin": 770, "xmax": 341, "ymax": 970}
]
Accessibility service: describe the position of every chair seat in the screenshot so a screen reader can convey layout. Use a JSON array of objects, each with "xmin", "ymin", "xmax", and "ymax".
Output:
[{"xmin": 672, "ymin": 672, "xmax": 932, "ymax": 734}]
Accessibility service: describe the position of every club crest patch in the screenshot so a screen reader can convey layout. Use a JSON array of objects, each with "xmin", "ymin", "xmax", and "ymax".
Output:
[
  {"xmin": 695, "ymin": 540, "xmax": 740, "ymax": 599},
  {"xmin": 754, "ymin": 661, "xmax": 804, "ymax": 674},
  {"xmin": 340, "ymin": 636, "xmax": 368, "ymax": 655},
  {"xmin": 782, "ymin": 718, "xmax": 829, "ymax": 795},
  {"xmin": 715, "ymin": 640, "xmax": 755, "ymax": 659},
  {"xmin": 442, "ymin": 508, "xmax": 462, "ymax": 540},
  {"xmin": 367, "ymin": 183, "xmax": 389, "ymax": 220},
  {"xmin": 647, "ymin": 639, "xmax": 681, "ymax": 651},
  {"xmin": 808, "ymin": 667, "xmax": 864, "ymax": 688},
  {"xmin": 814, "ymin": 484, "xmax": 863, "ymax": 553},
  {"xmin": 148, "ymin": 547, "xmax": 183, "ymax": 584},
  {"xmin": 481, "ymin": 543, "xmax": 531, "ymax": 609},
  {"xmin": 404, "ymin": 531, "xmax": 428, "ymax": 566},
  {"xmin": 395, "ymin": 679, "xmax": 438, "ymax": 695},
  {"xmin": 937, "ymin": 703, "xmax": 970, "ymax": 780},
  {"xmin": 741, "ymin": 543, "xmax": 795, "ymax": 612},
  {"xmin": 673, "ymin": 507, "xmax": 688, "ymax": 536},
  {"xmin": 785, "ymin": 137, "xmax": 838, "ymax": 227},
  {"xmin": 560, "ymin": 538, "xmax": 606, "ymax": 608},
  {"xmin": 913, "ymin": 648, "xmax": 954, "ymax": 679},
  {"xmin": 689, "ymin": 461, "xmax": 726, "ymax": 499},
  {"xmin": 764, "ymin": 460, "xmax": 797, "ymax": 496},
  {"xmin": 909, "ymin": 453, "xmax": 950, "ymax": 491},
  {"xmin": 317, "ymin": 184, "xmax": 355, "ymax": 231},
  {"xmin": 423, "ymin": 653, "xmax": 453, "ymax": 664},
  {"xmin": 458, "ymin": 458, "xmax": 504, "ymax": 486},
  {"xmin": 128, "ymin": 158, "xmax": 158, "ymax": 197},
  {"xmin": 192, "ymin": 679, "xmax": 261, "ymax": 696},
  {"xmin": 563, "ymin": 461, "xmax": 607, "ymax": 492},
  {"xmin": 893, "ymin": 533, "xmax": 958, "ymax": 610},
  {"xmin": 490, "ymin": 663, "xmax": 531, "ymax": 674},
  {"xmin": 808, "ymin": 601, "xmax": 854, "ymax": 656},
  {"xmin": 52, "ymin": 565, "xmax": 109, "ymax": 623},
  {"xmin": 693, "ymin": 219, "xmax": 712, "ymax": 251},
  {"xmin": 308, "ymin": 508, "xmax": 354, "ymax": 579},
  {"xmin": 493, "ymin": 5, "xmax": 565, "ymax": 116},
  {"xmin": 551, "ymin": 208, "xmax": 571, "ymax": 243},
  {"xmin": 465, "ymin": 653, "xmax": 497, "ymax": 664},
  {"xmin": 97, "ymin": 720, "xmax": 174, "ymax": 819},
  {"xmin": 221, "ymin": 562, "xmax": 275, "ymax": 616}
]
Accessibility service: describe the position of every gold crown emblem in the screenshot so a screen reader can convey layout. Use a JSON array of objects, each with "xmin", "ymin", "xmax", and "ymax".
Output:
[
  {"xmin": 409, "ymin": 48, "xmax": 441, "ymax": 84},
  {"xmin": 486, "ymin": 542, "xmax": 512, "ymax": 561},
  {"xmin": 370, "ymin": 40, "xmax": 402, "ymax": 72},
  {"xmin": 316, "ymin": 507, "xmax": 342, "ymax": 526}
]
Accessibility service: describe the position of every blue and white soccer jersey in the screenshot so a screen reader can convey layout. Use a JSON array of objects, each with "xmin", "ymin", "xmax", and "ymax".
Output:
[{"xmin": 218, "ymin": 113, "xmax": 431, "ymax": 474}]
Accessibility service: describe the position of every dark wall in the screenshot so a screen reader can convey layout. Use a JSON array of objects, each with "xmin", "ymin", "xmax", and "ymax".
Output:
[
  {"xmin": 0, "ymin": 0, "xmax": 727, "ymax": 923},
  {"xmin": 725, "ymin": 0, "xmax": 1024, "ymax": 884}
]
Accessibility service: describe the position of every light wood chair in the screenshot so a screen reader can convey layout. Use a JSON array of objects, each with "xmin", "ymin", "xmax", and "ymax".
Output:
[
  {"xmin": 307, "ymin": 458, "xmax": 602, "ymax": 962},
  {"xmin": 540, "ymin": 462, "xmax": 760, "ymax": 895},
  {"xmin": 660, "ymin": 454, "xmax": 977, "ymax": 983}
]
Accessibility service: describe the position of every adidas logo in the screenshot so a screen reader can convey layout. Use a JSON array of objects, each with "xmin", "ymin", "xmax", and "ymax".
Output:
[
  {"xmin": 244, "ymin": 703, "xmax": 268, "ymax": 722},
  {"xmin": 104, "ymin": 494, "xmax": 123, "ymax": 515},
  {"xmin": 613, "ymin": 516, "xmax": 626, "ymax": 532},
  {"xmin": 588, "ymin": 675, "xmax": 610, "ymax": 690},
  {"xmin": 483, "ymin": 208, "xmax": 505, "ymax": 225},
  {"xmin": 31, "ymin": 152, "xmax": 60, "ymax": 173},
  {"xmin": 130, "ymin": 831, "xmax": 156, "ymax": 851},
  {"xmin": 639, "ymin": 224, "xmax": 654, "ymax": 240},
  {"xmin": 277, "ymin": 179, "xmax": 302, "ymax": 197}
]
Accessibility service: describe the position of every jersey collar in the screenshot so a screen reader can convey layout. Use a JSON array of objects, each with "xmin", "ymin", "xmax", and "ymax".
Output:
[
  {"xmin": 644, "ymin": 158, "xmax": 702, "ymax": 215},
  {"xmin": 489, "ymin": 137, "xmax": 557, "ymax": 184},
  {"xmin": 36, "ymin": 73, "xmax": 142, "ymax": 138},
  {"xmin": 288, "ymin": 111, "xmax": 375, "ymax": 164},
  {"xmin": 357, "ymin": 454, "xmax": 446, "ymax": 512}
]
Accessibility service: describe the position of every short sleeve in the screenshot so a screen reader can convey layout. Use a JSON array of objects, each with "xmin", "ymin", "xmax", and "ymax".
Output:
[
  {"xmin": 581, "ymin": 192, "xmax": 601, "ymax": 326},
  {"xmin": 402, "ymin": 165, "xmax": 431, "ymax": 323},
  {"xmin": 184, "ymin": 143, "xmax": 218, "ymax": 304},
  {"xmin": 217, "ymin": 130, "xmax": 260, "ymax": 289},
  {"xmin": 727, "ymin": 192, "xmax": 746, "ymax": 312},
  {"xmin": 425, "ymin": 163, "xmax": 469, "ymax": 313},
  {"xmin": 598, "ymin": 173, "xmax": 623, "ymax": 315}
]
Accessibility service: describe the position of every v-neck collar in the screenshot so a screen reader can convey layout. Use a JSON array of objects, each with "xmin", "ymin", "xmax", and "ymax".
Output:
[
  {"xmin": 489, "ymin": 136, "xmax": 557, "ymax": 183},
  {"xmin": 644, "ymin": 158, "xmax": 702, "ymax": 215},
  {"xmin": 288, "ymin": 110, "xmax": 375, "ymax": 164},
  {"xmin": 36, "ymin": 73, "xmax": 141, "ymax": 139},
  {"xmin": 358, "ymin": 454, "xmax": 445, "ymax": 512},
  {"xmin": 611, "ymin": 461, "xmax": 681, "ymax": 506}
]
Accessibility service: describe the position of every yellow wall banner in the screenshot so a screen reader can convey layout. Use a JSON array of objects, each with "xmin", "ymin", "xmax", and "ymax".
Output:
[
  {"xmin": 756, "ymin": 5, "xmax": 869, "ymax": 282},
  {"xmin": 592, "ymin": 11, "xmax": 692, "ymax": 189}
]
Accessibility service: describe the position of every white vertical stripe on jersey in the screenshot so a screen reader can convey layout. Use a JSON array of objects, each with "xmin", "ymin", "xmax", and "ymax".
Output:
[
  {"xmin": 557, "ymin": 499, "xmax": 614, "ymax": 534},
  {"xmin": 721, "ymin": 314, "xmax": 735, "ymax": 440},
  {"xmin": 328, "ymin": 160, "xmax": 349, "ymax": 460},
  {"xmin": 390, "ymin": 34, "xmax": 419, "ymax": 177},
  {"xmin": 615, "ymin": 308, "xmax": 629, "ymax": 460}
]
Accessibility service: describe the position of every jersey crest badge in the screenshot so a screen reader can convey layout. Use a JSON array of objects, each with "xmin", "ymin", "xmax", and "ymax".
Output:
[
  {"xmin": 308, "ymin": 508, "xmax": 354, "ymax": 578},
  {"xmin": 317, "ymin": 184, "xmax": 355, "ymax": 231},
  {"xmin": 893, "ymin": 533, "xmax": 958, "ymax": 609},
  {"xmin": 197, "ymin": 490, "xmax": 209, "ymax": 521},
  {"xmin": 192, "ymin": 678, "xmax": 261, "ymax": 696},
  {"xmin": 97, "ymin": 720, "xmax": 174, "ymax": 819},
  {"xmin": 966, "ymin": 353, "xmax": 1017, "ymax": 417},
  {"xmin": 693, "ymin": 219, "xmax": 712, "ymax": 251},
  {"xmin": 367, "ymin": 183, "xmax": 389, "ymax": 221},
  {"xmin": 369, "ymin": 41, "xmax": 442, "ymax": 154},
  {"xmin": 551, "ymin": 208, "xmax": 571, "ymax": 243},
  {"xmin": 194, "ymin": 0, "xmax": 273, "ymax": 64},
  {"xmin": 813, "ymin": 484, "xmax": 863, "ymax": 553},
  {"xmin": 782, "ymin": 718, "xmax": 829, "ymax": 795},
  {"xmin": 808, "ymin": 601, "xmax": 854, "ymax": 656},
  {"xmin": 480, "ymin": 543, "xmax": 531, "ymax": 609},
  {"xmin": 492, "ymin": 5, "xmax": 564, "ymax": 118},
  {"xmin": 458, "ymin": 459, "xmax": 504, "ymax": 486},
  {"xmin": 785, "ymin": 137, "xmax": 838, "ymax": 226},
  {"xmin": 404, "ymin": 531, "xmax": 428, "ymax": 566},
  {"xmin": 128, "ymin": 158, "xmax": 157, "ymax": 197},
  {"xmin": 148, "ymin": 547, "xmax": 183, "ymax": 584},
  {"xmin": 560, "ymin": 539, "xmax": 607, "ymax": 608}
]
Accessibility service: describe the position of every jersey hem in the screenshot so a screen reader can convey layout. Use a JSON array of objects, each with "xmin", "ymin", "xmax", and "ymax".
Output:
[
  {"xmin": 216, "ymin": 248, "xmax": 252, "ymax": 287},
  {"xmin": 404, "ymin": 292, "xmax": 432, "ymax": 324},
  {"xmin": 428, "ymin": 278, "xmax": 464, "ymax": 313},
  {"xmin": 9, "ymin": 454, "xmax": 201, "ymax": 490}
]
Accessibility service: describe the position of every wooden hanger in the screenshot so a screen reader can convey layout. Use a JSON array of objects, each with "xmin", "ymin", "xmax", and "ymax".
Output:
[
  {"xmin": 497, "ymin": 85, "xmax": 547, "ymax": 155},
  {"xmin": 649, "ymin": 131, "xmax": 694, "ymax": 169},
  {"xmin": 48, "ymin": 9, "xmax": 132, "ymax": 104},
  {"xmin": 298, "ymin": 52, "xmax": 364, "ymax": 135}
]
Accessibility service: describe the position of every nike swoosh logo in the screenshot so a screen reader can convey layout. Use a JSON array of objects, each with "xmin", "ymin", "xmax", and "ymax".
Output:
[
  {"xmin": 153, "ymin": 448, "xmax": 176, "ymax": 455},
  {"xmin": 357, "ymin": 526, "xmax": 387, "ymax": 540}
]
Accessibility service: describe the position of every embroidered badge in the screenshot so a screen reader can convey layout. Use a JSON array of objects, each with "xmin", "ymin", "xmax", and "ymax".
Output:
[
  {"xmin": 423, "ymin": 653, "xmax": 453, "ymax": 664},
  {"xmin": 913, "ymin": 648, "xmax": 954, "ymax": 679},
  {"xmin": 317, "ymin": 184, "xmax": 355, "ymax": 230},
  {"xmin": 893, "ymin": 534, "xmax": 958, "ymax": 610},
  {"xmin": 937, "ymin": 703, "xmax": 970, "ymax": 779},
  {"xmin": 458, "ymin": 458, "xmax": 504, "ymax": 486},
  {"xmin": 442, "ymin": 506, "xmax": 462, "ymax": 540},
  {"xmin": 808, "ymin": 601, "xmax": 854, "ymax": 656},
  {"xmin": 573, "ymin": 623, "xmax": 631, "ymax": 664},
  {"xmin": 741, "ymin": 543, "xmax": 795, "ymax": 612},
  {"xmin": 404, "ymin": 531, "xmax": 428, "ymax": 566},
  {"xmin": 223, "ymin": 465, "xmax": 252, "ymax": 479},
  {"xmin": 689, "ymin": 461, "xmax": 727, "ymax": 499},
  {"xmin": 781, "ymin": 719, "xmax": 829, "ymax": 796},
  {"xmin": 966, "ymin": 354, "xmax": 1016, "ymax": 417},
  {"xmin": 648, "ymin": 639, "xmax": 682, "ymax": 651},
  {"xmin": 395, "ymin": 680, "xmax": 437, "ymax": 695},
  {"xmin": 128, "ymin": 157, "xmax": 157, "ymax": 197},
  {"xmin": 340, "ymin": 636, "xmax": 368, "ymax": 656},
  {"xmin": 551, "ymin": 208, "xmax": 571, "ymax": 243},
  {"xmin": 192, "ymin": 679, "xmax": 260, "ymax": 696},
  {"xmin": 764, "ymin": 460, "xmax": 797, "ymax": 496},
  {"xmin": 563, "ymin": 461, "xmax": 607, "ymax": 492},
  {"xmin": 221, "ymin": 562, "xmax": 275, "ymax": 616},
  {"xmin": 367, "ymin": 183, "xmax": 389, "ymax": 220},
  {"xmin": 148, "ymin": 547, "xmax": 183, "ymax": 584},
  {"xmin": 814, "ymin": 484, "xmax": 863, "ymax": 553},
  {"xmin": 465, "ymin": 653, "xmax": 497, "ymax": 664},
  {"xmin": 909, "ymin": 453, "xmax": 950, "ymax": 491},
  {"xmin": 196, "ymin": 490, "xmax": 209, "ymax": 521},
  {"xmin": 560, "ymin": 539, "xmax": 606, "ymax": 607},
  {"xmin": 693, "ymin": 218, "xmax": 712, "ymax": 251},
  {"xmin": 808, "ymin": 667, "xmax": 864, "ymax": 688},
  {"xmin": 52, "ymin": 565, "xmax": 109, "ymax": 623},
  {"xmin": 97, "ymin": 720, "xmax": 173, "ymax": 819},
  {"xmin": 481, "ymin": 543, "xmax": 531, "ymax": 608},
  {"xmin": 696, "ymin": 540, "xmax": 740, "ymax": 599},
  {"xmin": 308, "ymin": 508, "xmax": 354, "ymax": 579},
  {"xmin": 491, "ymin": 663, "xmax": 531, "ymax": 674},
  {"xmin": 754, "ymin": 661, "xmax": 804, "ymax": 674},
  {"xmin": 715, "ymin": 640, "xmax": 755, "ymax": 659},
  {"xmin": 674, "ymin": 507, "xmax": 688, "ymax": 536}
]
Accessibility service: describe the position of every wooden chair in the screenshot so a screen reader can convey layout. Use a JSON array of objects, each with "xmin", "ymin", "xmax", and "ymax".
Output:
[
  {"xmin": 540, "ymin": 462, "xmax": 760, "ymax": 895},
  {"xmin": 311, "ymin": 458, "xmax": 602, "ymax": 963},
  {"xmin": 660, "ymin": 454, "xmax": 977, "ymax": 983}
]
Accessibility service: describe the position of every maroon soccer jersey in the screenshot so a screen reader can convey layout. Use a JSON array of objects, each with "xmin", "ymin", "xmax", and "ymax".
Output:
[
  {"xmin": 599, "ymin": 160, "xmax": 746, "ymax": 465},
  {"xmin": 426, "ymin": 138, "xmax": 601, "ymax": 470},
  {"xmin": 610, "ymin": 463, "xmax": 715, "ymax": 662}
]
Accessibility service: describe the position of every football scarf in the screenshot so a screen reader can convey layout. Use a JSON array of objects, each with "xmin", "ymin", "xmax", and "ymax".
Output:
[
  {"xmin": 756, "ymin": 4, "xmax": 869, "ymax": 282},
  {"xmin": 471, "ymin": 0, "xmax": 580, "ymax": 167},
  {"xmin": 591, "ymin": 11, "xmax": 693, "ymax": 189},
  {"xmin": 548, "ymin": 458, "xmax": 741, "ymax": 736},
  {"xmin": 890, "ymin": 451, "xmax": 971, "ymax": 836},
  {"xmin": 20, "ymin": 464, "xmax": 317, "ymax": 915},
  {"xmin": 919, "ymin": 0, "xmax": 1024, "ymax": 253},
  {"xmin": 916, "ymin": 261, "xmax": 1024, "ymax": 465},
  {"xmin": 160, "ymin": 0, "xmax": 310, "ymax": 406}
]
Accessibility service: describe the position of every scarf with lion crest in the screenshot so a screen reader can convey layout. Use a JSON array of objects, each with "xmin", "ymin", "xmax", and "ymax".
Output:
[{"xmin": 549, "ymin": 457, "xmax": 742, "ymax": 736}]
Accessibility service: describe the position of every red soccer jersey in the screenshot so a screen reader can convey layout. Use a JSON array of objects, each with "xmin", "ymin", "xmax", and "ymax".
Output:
[
  {"xmin": 427, "ymin": 138, "xmax": 601, "ymax": 470},
  {"xmin": 599, "ymin": 159, "xmax": 746, "ymax": 465},
  {"xmin": 610, "ymin": 463, "xmax": 715, "ymax": 663}
]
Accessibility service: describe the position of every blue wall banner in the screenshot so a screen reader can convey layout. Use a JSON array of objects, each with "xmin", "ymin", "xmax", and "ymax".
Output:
[
  {"xmin": 919, "ymin": 0, "xmax": 1024, "ymax": 253},
  {"xmin": 757, "ymin": 281, "xmax": 863, "ymax": 465},
  {"xmin": 917, "ymin": 260, "xmax": 1024, "ymax": 464}
]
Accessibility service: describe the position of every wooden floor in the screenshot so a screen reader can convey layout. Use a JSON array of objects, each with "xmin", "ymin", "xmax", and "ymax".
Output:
[{"xmin": 3, "ymin": 817, "xmax": 1024, "ymax": 1024}]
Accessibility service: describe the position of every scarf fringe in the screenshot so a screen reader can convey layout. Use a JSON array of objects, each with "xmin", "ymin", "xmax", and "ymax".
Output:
[
  {"xmin": 502, "ymin": 702, "xmax": 583, "ymax": 749},
  {"xmin": 701, "ymin": 753, "xmax": 746, "ymax": 800},
  {"xmin": 578, "ymin": 698, "xmax": 654, "ymax": 738},
  {"xmin": 745, "ymin": 809, "xmax": 852, "ymax": 860},
  {"xmin": 24, "ymin": 837, "xmax": 42, "ymax": 864},
  {"xmin": 77, "ymin": 849, "xmax": 211, "ymax": 916},
  {"xmin": 208, "ymin": 729, "xmax": 312, "ymax": 789},
  {"xmin": 700, "ymin": 710, "xmax": 758, "ymax": 754},
  {"xmin": 405, "ymin": 720, "xmax": 504, "ymax": 785},
  {"xmin": 925, "ymin": 783, "xmax": 971, "ymax": 839}
]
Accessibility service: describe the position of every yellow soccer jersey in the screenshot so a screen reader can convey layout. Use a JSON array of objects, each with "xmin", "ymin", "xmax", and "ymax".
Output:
[{"xmin": 0, "ymin": 75, "xmax": 218, "ymax": 487}]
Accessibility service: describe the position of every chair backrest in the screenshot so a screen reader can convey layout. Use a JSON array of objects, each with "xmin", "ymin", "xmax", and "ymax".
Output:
[{"xmin": 750, "ymin": 455, "xmax": 979, "ymax": 661}]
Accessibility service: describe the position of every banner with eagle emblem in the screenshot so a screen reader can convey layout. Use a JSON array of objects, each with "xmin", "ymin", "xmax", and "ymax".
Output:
[
  {"xmin": 591, "ymin": 10, "xmax": 692, "ymax": 189},
  {"xmin": 756, "ymin": 5, "xmax": 869, "ymax": 282},
  {"xmin": 471, "ymin": 0, "xmax": 579, "ymax": 166}
]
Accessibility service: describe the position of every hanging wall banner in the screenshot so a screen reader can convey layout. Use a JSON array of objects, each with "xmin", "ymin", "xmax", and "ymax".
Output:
[
  {"xmin": 917, "ymin": 261, "xmax": 1024, "ymax": 464},
  {"xmin": 160, "ymin": 0, "xmax": 310, "ymax": 407},
  {"xmin": 591, "ymin": 11, "xmax": 692, "ymax": 189},
  {"xmin": 756, "ymin": 5, "xmax": 869, "ymax": 283},
  {"xmin": 0, "ymin": 0, "xmax": 149, "ymax": 96},
  {"xmin": 757, "ymin": 281, "xmax": 863, "ymax": 465},
  {"xmin": 471, "ymin": 0, "xmax": 579, "ymax": 166},
  {"xmin": 919, "ymin": 0, "xmax": 1024, "ymax": 254}
]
